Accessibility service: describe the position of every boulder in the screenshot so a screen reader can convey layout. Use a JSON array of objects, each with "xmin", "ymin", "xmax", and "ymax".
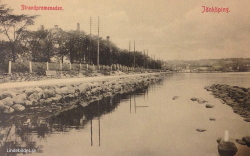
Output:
[
  {"xmin": 12, "ymin": 104, "xmax": 25, "ymax": 111},
  {"xmin": 24, "ymin": 100, "xmax": 33, "ymax": 106},
  {"xmin": 196, "ymin": 128, "xmax": 206, "ymax": 132},
  {"xmin": 191, "ymin": 97, "xmax": 198, "ymax": 101},
  {"xmin": 0, "ymin": 92, "xmax": 13, "ymax": 100},
  {"xmin": 205, "ymin": 104, "xmax": 214, "ymax": 108},
  {"xmin": 44, "ymin": 98, "xmax": 53, "ymax": 104},
  {"xmin": 242, "ymin": 136, "xmax": 250, "ymax": 147},
  {"xmin": 243, "ymin": 118, "xmax": 250, "ymax": 122},
  {"xmin": 218, "ymin": 141, "xmax": 238, "ymax": 156},
  {"xmin": 209, "ymin": 117, "xmax": 216, "ymax": 121},
  {"xmin": 217, "ymin": 138, "xmax": 222, "ymax": 144},
  {"xmin": 2, "ymin": 97, "xmax": 14, "ymax": 106},
  {"xmin": 24, "ymin": 88, "xmax": 36, "ymax": 96},
  {"xmin": 236, "ymin": 139, "xmax": 246, "ymax": 145},
  {"xmin": 172, "ymin": 96, "xmax": 179, "ymax": 100},
  {"xmin": 28, "ymin": 92, "xmax": 41, "ymax": 102},
  {"xmin": 3, "ymin": 106, "xmax": 15, "ymax": 114},
  {"xmin": 55, "ymin": 86, "xmax": 69, "ymax": 94},
  {"xmin": 50, "ymin": 94, "xmax": 62, "ymax": 102},
  {"xmin": 78, "ymin": 83, "xmax": 89, "ymax": 92},
  {"xmin": 198, "ymin": 99, "xmax": 208, "ymax": 104},
  {"xmin": 12, "ymin": 94, "xmax": 27, "ymax": 104},
  {"xmin": 42, "ymin": 89, "xmax": 56, "ymax": 98},
  {"xmin": 0, "ymin": 100, "xmax": 5, "ymax": 110}
]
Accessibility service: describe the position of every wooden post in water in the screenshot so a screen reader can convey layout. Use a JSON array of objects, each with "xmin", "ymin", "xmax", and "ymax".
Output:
[
  {"xmin": 224, "ymin": 130, "xmax": 229, "ymax": 142},
  {"xmin": 8, "ymin": 61, "xmax": 11, "ymax": 74},
  {"xmin": 87, "ymin": 64, "xmax": 88, "ymax": 70}
]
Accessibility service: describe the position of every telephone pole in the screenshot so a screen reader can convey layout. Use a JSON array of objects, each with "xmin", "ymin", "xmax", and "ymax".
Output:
[
  {"xmin": 133, "ymin": 40, "xmax": 135, "ymax": 69},
  {"xmin": 146, "ymin": 49, "xmax": 148, "ymax": 69},
  {"xmin": 97, "ymin": 16, "xmax": 100, "ymax": 66},
  {"xmin": 90, "ymin": 17, "xmax": 92, "ymax": 64}
]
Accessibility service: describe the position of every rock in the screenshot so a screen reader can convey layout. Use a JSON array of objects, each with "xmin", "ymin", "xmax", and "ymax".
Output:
[
  {"xmin": 209, "ymin": 117, "xmax": 216, "ymax": 121},
  {"xmin": 197, "ymin": 99, "xmax": 208, "ymax": 104},
  {"xmin": 44, "ymin": 98, "xmax": 53, "ymax": 104},
  {"xmin": 12, "ymin": 94, "xmax": 27, "ymax": 104},
  {"xmin": 24, "ymin": 88, "xmax": 36, "ymax": 96},
  {"xmin": 2, "ymin": 97, "xmax": 14, "ymax": 106},
  {"xmin": 242, "ymin": 136, "xmax": 250, "ymax": 147},
  {"xmin": 196, "ymin": 128, "xmax": 206, "ymax": 132},
  {"xmin": 244, "ymin": 118, "xmax": 250, "ymax": 122},
  {"xmin": 204, "ymin": 86, "xmax": 213, "ymax": 91},
  {"xmin": 0, "ymin": 100, "xmax": 5, "ymax": 109},
  {"xmin": 205, "ymin": 104, "xmax": 214, "ymax": 108},
  {"xmin": 24, "ymin": 100, "xmax": 33, "ymax": 106},
  {"xmin": 28, "ymin": 92, "xmax": 41, "ymax": 102},
  {"xmin": 236, "ymin": 139, "xmax": 246, "ymax": 145},
  {"xmin": 218, "ymin": 141, "xmax": 238, "ymax": 156},
  {"xmin": 191, "ymin": 97, "xmax": 198, "ymax": 101},
  {"xmin": 78, "ymin": 83, "xmax": 89, "ymax": 92},
  {"xmin": 50, "ymin": 94, "xmax": 62, "ymax": 102},
  {"xmin": 3, "ymin": 106, "xmax": 15, "ymax": 114},
  {"xmin": 172, "ymin": 96, "xmax": 179, "ymax": 100},
  {"xmin": 0, "ymin": 93, "xmax": 13, "ymax": 100},
  {"xmin": 55, "ymin": 86, "xmax": 69, "ymax": 94},
  {"xmin": 12, "ymin": 104, "xmax": 25, "ymax": 111},
  {"xmin": 217, "ymin": 138, "xmax": 222, "ymax": 144},
  {"xmin": 42, "ymin": 89, "xmax": 56, "ymax": 98}
]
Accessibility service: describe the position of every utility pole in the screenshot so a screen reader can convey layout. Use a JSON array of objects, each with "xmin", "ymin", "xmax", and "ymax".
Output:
[
  {"xmin": 134, "ymin": 40, "xmax": 135, "ymax": 69},
  {"xmin": 154, "ymin": 55, "xmax": 155, "ymax": 69},
  {"xmin": 107, "ymin": 36, "xmax": 111, "ymax": 65},
  {"xmin": 129, "ymin": 40, "xmax": 130, "ymax": 52},
  {"xmin": 143, "ymin": 50, "xmax": 145, "ymax": 68},
  {"xmin": 90, "ymin": 17, "xmax": 92, "ymax": 64},
  {"xmin": 147, "ymin": 49, "xmax": 148, "ymax": 69},
  {"xmin": 97, "ymin": 16, "xmax": 100, "ymax": 66}
]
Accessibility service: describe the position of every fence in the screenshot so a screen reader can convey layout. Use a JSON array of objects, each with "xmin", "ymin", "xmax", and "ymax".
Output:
[{"xmin": 0, "ymin": 61, "xmax": 156, "ymax": 75}]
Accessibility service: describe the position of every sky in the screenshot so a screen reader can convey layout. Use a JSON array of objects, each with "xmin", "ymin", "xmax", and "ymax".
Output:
[{"xmin": 2, "ymin": 0, "xmax": 250, "ymax": 60}]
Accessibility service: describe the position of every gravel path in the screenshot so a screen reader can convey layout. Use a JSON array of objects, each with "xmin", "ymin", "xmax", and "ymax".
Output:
[{"xmin": 0, "ymin": 72, "xmax": 165, "ymax": 90}]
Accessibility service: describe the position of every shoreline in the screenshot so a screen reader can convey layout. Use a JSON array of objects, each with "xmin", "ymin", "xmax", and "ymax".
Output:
[
  {"xmin": 0, "ymin": 72, "xmax": 168, "ymax": 119},
  {"xmin": 0, "ymin": 72, "xmax": 168, "ymax": 153},
  {"xmin": 0, "ymin": 72, "xmax": 169, "ymax": 90}
]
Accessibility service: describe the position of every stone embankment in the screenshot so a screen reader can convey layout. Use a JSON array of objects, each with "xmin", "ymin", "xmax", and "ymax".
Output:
[
  {"xmin": 205, "ymin": 84, "xmax": 250, "ymax": 148},
  {"xmin": 0, "ymin": 74, "xmax": 166, "ymax": 116},
  {"xmin": 204, "ymin": 84, "xmax": 250, "ymax": 120}
]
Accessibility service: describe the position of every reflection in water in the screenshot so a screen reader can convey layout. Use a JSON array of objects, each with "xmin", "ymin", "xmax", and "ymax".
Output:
[{"xmin": 0, "ymin": 83, "xmax": 154, "ymax": 155}]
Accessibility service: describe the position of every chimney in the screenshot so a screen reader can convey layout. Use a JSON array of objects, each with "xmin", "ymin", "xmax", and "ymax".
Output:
[
  {"xmin": 77, "ymin": 23, "xmax": 80, "ymax": 32},
  {"xmin": 54, "ymin": 25, "xmax": 58, "ymax": 30},
  {"xmin": 40, "ymin": 25, "xmax": 44, "ymax": 30}
]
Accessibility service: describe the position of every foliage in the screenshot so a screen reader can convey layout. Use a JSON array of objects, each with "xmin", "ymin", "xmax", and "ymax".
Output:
[
  {"xmin": 0, "ymin": 2, "xmax": 162, "ymax": 69},
  {"xmin": 0, "ymin": 3, "xmax": 38, "ymax": 62}
]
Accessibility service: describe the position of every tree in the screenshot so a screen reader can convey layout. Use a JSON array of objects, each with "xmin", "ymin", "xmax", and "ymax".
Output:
[{"xmin": 0, "ymin": 3, "xmax": 38, "ymax": 62}]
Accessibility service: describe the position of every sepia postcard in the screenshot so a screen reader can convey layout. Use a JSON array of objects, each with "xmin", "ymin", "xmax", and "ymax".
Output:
[{"xmin": 0, "ymin": 0, "xmax": 250, "ymax": 156}]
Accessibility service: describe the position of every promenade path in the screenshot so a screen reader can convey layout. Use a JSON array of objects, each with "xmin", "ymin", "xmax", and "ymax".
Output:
[{"xmin": 0, "ymin": 72, "xmax": 165, "ymax": 90}]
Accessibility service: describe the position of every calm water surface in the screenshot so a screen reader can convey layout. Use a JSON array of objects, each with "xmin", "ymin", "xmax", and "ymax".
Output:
[{"xmin": 19, "ymin": 73, "xmax": 250, "ymax": 156}]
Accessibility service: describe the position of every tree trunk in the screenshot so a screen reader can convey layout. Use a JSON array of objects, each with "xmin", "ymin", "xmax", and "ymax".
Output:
[{"xmin": 11, "ymin": 42, "xmax": 16, "ymax": 62}]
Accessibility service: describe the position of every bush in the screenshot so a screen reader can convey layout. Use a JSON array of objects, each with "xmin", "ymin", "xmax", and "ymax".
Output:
[{"xmin": 11, "ymin": 62, "xmax": 29, "ymax": 73}]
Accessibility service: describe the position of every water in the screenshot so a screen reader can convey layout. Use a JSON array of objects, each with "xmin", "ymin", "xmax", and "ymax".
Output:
[{"xmin": 2, "ymin": 73, "xmax": 250, "ymax": 156}]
